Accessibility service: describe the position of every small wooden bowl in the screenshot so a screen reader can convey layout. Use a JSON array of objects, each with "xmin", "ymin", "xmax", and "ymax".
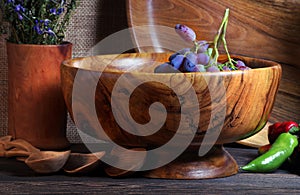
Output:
[
  {"xmin": 63, "ymin": 152, "xmax": 105, "ymax": 174},
  {"xmin": 61, "ymin": 53, "xmax": 281, "ymax": 179},
  {"xmin": 25, "ymin": 151, "xmax": 71, "ymax": 174}
]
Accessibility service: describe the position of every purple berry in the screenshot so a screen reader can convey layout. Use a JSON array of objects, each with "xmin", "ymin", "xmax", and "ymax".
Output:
[
  {"xmin": 197, "ymin": 53, "xmax": 210, "ymax": 65},
  {"xmin": 235, "ymin": 60, "xmax": 246, "ymax": 68},
  {"xmin": 182, "ymin": 58, "xmax": 198, "ymax": 72},
  {"xmin": 177, "ymin": 48, "xmax": 190, "ymax": 55},
  {"xmin": 207, "ymin": 66, "xmax": 220, "ymax": 72},
  {"xmin": 175, "ymin": 24, "xmax": 196, "ymax": 43},
  {"xmin": 169, "ymin": 53, "xmax": 179, "ymax": 61},
  {"xmin": 197, "ymin": 64, "xmax": 206, "ymax": 72},
  {"xmin": 170, "ymin": 54, "xmax": 185, "ymax": 69},
  {"xmin": 222, "ymin": 66, "xmax": 231, "ymax": 71},
  {"xmin": 197, "ymin": 40, "xmax": 209, "ymax": 53},
  {"xmin": 185, "ymin": 52, "xmax": 198, "ymax": 64},
  {"xmin": 155, "ymin": 63, "xmax": 181, "ymax": 73},
  {"xmin": 235, "ymin": 60, "xmax": 251, "ymax": 70},
  {"xmin": 238, "ymin": 66, "xmax": 251, "ymax": 70}
]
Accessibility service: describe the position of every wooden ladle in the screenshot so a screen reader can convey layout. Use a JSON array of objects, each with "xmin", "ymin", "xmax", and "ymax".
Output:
[
  {"xmin": 104, "ymin": 147, "xmax": 147, "ymax": 177},
  {"xmin": 4, "ymin": 139, "xmax": 40, "ymax": 153},
  {"xmin": 0, "ymin": 137, "xmax": 71, "ymax": 174},
  {"xmin": 0, "ymin": 137, "xmax": 114, "ymax": 174},
  {"xmin": 63, "ymin": 151, "xmax": 105, "ymax": 174},
  {"xmin": 0, "ymin": 136, "xmax": 12, "ymax": 142},
  {"xmin": 1, "ymin": 137, "xmax": 30, "ymax": 158},
  {"xmin": 0, "ymin": 136, "xmax": 12, "ymax": 156}
]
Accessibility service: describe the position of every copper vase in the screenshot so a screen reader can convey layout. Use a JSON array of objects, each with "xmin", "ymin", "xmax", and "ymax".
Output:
[{"xmin": 7, "ymin": 42, "xmax": 72, "ymax": 150}]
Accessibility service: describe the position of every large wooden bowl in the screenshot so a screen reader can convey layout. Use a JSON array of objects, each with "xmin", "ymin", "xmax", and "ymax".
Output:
[{"xmin": 61, "ymin": 53, "xmax": 281, "ymax": 179}]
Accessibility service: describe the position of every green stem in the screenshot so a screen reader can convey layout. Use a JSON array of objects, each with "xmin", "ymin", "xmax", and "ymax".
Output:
[
  {"xmin": 191, "ymin": 40, "xmax": 199, "ymax": 53},
  {"xmin": 11, "ymin": 25, "xmax": 19, "ymax": 43},
  {"xmin": 221, "ymin": 18, "xmax": 234, "ymax": 67},
  {"xmin": 212, "ymin": 8, "xmax": 230, "ymax": 65}
]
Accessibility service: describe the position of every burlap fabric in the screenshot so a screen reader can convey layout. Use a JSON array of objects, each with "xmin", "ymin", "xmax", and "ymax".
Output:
[{"xmin": 0, "ymin": 0, "xmax": 129, "ymax": 143}]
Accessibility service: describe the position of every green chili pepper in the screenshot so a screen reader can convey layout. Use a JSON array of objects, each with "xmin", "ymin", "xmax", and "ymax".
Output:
[{"xmin": 241, "ymin": 132, "xmax": 298, "ymax": 172}]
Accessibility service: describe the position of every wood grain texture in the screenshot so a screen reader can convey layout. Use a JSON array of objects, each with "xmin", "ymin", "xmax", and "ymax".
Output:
[
  {"xmin": 61, "ymin": 53, "xmax": 281, "ymax": 147},
  {"xmin": 7, "ymin": 42, "xmax": 72, "ymax": 150},
  {"xmin": 61, "ymin": 53, "xmax": 281, "ymax": 179},
  {"xmin": 25, "ymin": 151, "xmax": 71, "ymax": 174},
  {"xmin": 127, "ymin": 0, "xmax": 300, "ymax": 66},
  {"xmin": 126, "ymin": 0, "xmax": 300, "ymax": 123},
  {"xmin": 143, "ymin": 145, "xmax": 238, "ymax": 179},
  {"xmin": 271, "ymin": 64, "xmax": 300, "ymax": 122}
]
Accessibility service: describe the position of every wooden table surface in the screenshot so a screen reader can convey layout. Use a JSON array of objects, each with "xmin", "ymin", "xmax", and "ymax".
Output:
[{"xmin": 1, "ymin": 144, "xmax": 300, "ymax": 194}]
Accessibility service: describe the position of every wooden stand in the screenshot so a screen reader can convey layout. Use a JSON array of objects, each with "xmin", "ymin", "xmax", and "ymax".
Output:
[{"xmin": 143, "ymin": 145, "xmax": 238, "ymax": 179}]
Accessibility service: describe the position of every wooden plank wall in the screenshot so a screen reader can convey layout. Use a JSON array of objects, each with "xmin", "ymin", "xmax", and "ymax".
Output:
[{"xmin": 127, "ymin": 0, "xmax": 300, "ymax": 123}]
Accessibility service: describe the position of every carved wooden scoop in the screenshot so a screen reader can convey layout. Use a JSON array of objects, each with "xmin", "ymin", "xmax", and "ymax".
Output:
[
  {"xmin": 25, "ymin": 150, "xmax": 71, "ymax": 174},
  {"xmin": 63, "ymin": 151, "xmax": 105, "ymax": 174},
  {"xmin": 104, "ymin": 147, "xmax": 147, "ymax": 177},
  {"xmin": 1, "ymin": 137, "xmax": 71, "ymax": 174},
  {"xmin": 0, "ymin": 136, "xmax": 13, "ymax": 156},
  {"xmin": 0, "ymin": 137, "xmax": 109, "ymax": 174},
  {"xmin": 3, "ymin": 138, "xmax": 40, "ymax": 160},
  {"xmin": 0, "ymin": 137, "xmax": 31, "ymax": 159}
]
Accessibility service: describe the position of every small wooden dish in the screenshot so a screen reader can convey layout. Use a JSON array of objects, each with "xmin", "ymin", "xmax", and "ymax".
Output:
[
  {"xmin": 25, "ymin": 150, "xmax": 71, "ymax": 174},
  {"xmin": 63, "ymin": 152, "xmax": 105, "ymax": 174}
]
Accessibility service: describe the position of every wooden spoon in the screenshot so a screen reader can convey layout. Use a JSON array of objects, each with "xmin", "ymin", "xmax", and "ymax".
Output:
[
  {"xmin": 0, "ymin": 137, "xmax": 71, "ymax": 173},
  {"xmin": 0, "ymin": 136, "xmax": 12, "ymax": 142},
  {"xmin": 63, "ymin": 151, "xmax": 105, "ymax": 174},
  {"xmin": 0, "ymin": 136, "xmax": 15, "ymax": 157},
  {"xmin": 25, "ymin": 150, "xmax": 71, "ymax": 174},
  {"xmin": 2, "ymin": 138, "xmax": 40, "ymax": 161},
  {"xmin": 4, "ymin": 148, "xmax": 30, "ymax": 158},
  {"xmin": 104, "ymin": 147, "xmax": 147, "ymax": 177},
  {"xmin": 4, "ymin": 139, "xmax": 40, "ymax": 153}
]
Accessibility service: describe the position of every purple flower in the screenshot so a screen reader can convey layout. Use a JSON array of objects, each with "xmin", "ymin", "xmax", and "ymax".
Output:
[
  {"xmin": 15, "ymin": 4, "xmax": 25, "ymax": 12},
  {"xmin": 13, "ymin": 3, "xmax": 25, "ymax": 20},
  {"xmin": 57, "ymin": 7, "xmax": 64, "ymax": 15},
  {"xmin": 44, "ymin": 19, "xmax": 51, "ymax": 26},
  {"xmin": 17, "ymin": 13, "xmax": 23, "ymax": 20},
  {"xmin": 2, "ymin": 0, "xmax": 78, "ymax": 44},
  {"xmin": 49, "ymin": 8, "xmax": 56, "ymax": 15},
  {"xmin": 46, "ymin": 28, "xmax": 56, "ymax": 37},
  {"xmin": 6, "ymin": 0, "xmax": 15, "ymax": 4},
  {"xmin": 33, "ymin": 25, "xmax": 43, "ymax": 35}
]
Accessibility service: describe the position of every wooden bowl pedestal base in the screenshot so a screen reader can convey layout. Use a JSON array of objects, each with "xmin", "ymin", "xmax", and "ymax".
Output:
[{"xmin": 143, "ymin": 145, "xmax": 238, "ymax": 179}]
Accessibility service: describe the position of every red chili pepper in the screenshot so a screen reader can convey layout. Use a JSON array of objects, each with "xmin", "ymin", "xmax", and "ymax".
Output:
[
  {"xmin": 268, "ymin": 121, "xmax": 299, "ymax": 143},
  {"xmin": 258, "ymin": 144, "xmax": 272, "ymax": 155}
]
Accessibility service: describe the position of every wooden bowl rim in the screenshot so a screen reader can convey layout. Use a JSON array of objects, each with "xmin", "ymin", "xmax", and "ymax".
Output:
[{"xmin": 62, "ymin": 53, "xmax": 282, "ymax": 75}]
